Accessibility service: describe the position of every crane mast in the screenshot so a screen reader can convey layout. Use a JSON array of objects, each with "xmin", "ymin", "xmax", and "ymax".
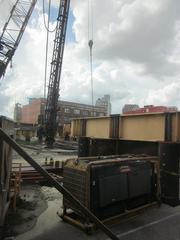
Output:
[
  {"xmin": 45, "ymin": 0, "xmax": 70, "ymax": 146},
  {"xmin": 0, "ymin": 0, "xmax": 37, "ymax": 79}
]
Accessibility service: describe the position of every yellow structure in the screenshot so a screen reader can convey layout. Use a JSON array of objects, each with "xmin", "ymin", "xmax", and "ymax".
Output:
[
  {"xmin": 86, "ymin": 117, "xmax": 110, "ymax": 139},
  {"xmin": 71, "ymin": 112, "xmax": 180, "ymax": 142}
]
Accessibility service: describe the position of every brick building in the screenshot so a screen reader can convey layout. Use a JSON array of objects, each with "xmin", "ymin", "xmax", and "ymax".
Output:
[
  {"xmin": 21, "ymin": 98, "xmax": 45, "ymax": 124},
  {"xmin": 57, "ymin": 100, "xmax": 106, "ymax": 126},
  {"xmin": 17, "ymin": 98, "xmax": 107, "ymax": 125},
  {"xmin": 122, "ymin": 104, "xmax": 178, "ymax": 114}
]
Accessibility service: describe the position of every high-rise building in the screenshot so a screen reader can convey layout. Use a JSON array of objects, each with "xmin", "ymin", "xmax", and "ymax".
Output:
[
  {"xmin": 95, "ymin": 94, "xmax": 111, "ymax": 115},
  {"xmin": 14, "ymin": 103, "xmax": 22, "ymax": 123}
]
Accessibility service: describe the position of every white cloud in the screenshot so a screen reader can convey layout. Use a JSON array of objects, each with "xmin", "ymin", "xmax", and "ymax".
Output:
[
  {"xmin": 1, "ymin": 0, "xmax": 180, "ymax": 118},
  {"xmin": 145, "ymin": 82, "xmax": 180, "ymax": 106}
]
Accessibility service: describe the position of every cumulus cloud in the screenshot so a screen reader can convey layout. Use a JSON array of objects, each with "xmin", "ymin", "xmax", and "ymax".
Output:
[
  {"xmin": 0, "ymin": 0, "xmax": 16, "ymax": 30},
  {"xmin": 1, "ymin": 0, "xmax": 180, "ymax": 118},
  {"xmin": 73, "ymin": 0, "xmax": 180, "ymax": 78},
  {"xmin": 145, "ymin": 81, "xmax": 180, "ymax": 106}
]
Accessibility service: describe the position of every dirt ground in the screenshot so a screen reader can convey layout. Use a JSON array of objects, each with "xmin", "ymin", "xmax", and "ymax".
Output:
[
  {"xmin": 3, "ymin": 184, "xmax": 63, "ymax": 239},
  {"xmin": 5, "ymin": 185, "xmax": 47, "ymax": 237},
  {"xmin": 12, "ymin": 144, "xmax": 77, "ymax": 166},
  {"xmin": 3, "ymin": 144, "xmax": 77, "ymax": 239}
]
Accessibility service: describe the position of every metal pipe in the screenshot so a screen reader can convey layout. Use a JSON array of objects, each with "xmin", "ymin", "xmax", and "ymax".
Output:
[{"xmin": 0, "ymin": 128, "xmax": 119, "ymax": 240}]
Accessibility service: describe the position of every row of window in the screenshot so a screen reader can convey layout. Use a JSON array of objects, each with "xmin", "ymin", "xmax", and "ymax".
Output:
[{"xmin": 63, "ymin": 108, "xmax": 104, "ymax": 116}]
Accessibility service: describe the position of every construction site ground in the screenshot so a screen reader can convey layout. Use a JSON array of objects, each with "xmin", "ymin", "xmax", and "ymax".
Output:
[
  {"xmin": 5, "ymin": 143, "xmax": 180, "ymax": 240},
  {"xmin": 12, "ymin": 142, "xmax": 77, "ymax": 167},
  {"xmin": 5, "ymin": 184, "xmax": 180, "ymax": 240}
]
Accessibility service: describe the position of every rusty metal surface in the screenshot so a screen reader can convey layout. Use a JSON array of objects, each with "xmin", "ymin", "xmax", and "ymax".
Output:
[
  {"xmin": 164, "ymin": 113, "xmax": 172, "ymax": 141},
  {"xmin": 110, "ymin": 115, "xmax": 120, "ymax": 139},
  {"xmin": 63, "ymin": 155, "xmax": 160, "ymax": 223},
  {"xmin": 78, "ymin": 137, "xmax": 159, "ymax": 157},
  {"xmin": 0, "ymin": 117, "xmax": 14, "ymax": 227}
]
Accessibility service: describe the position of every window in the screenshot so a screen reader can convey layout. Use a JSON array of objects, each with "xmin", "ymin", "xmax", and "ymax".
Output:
[
  {"xmin": 64, "ymin": 108, "xmax": 70, "ymax": 113},
  {"xmin": 83, "ymin": 111, "xmax": 89, "ymax": 116},
  {"xmin": 74, "ymin": 109, "xmax": 80, "ymax": 114}
]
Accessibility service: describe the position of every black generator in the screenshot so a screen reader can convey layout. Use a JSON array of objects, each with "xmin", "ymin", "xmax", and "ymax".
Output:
[{"xmin": 62, "ymin": 155, "xmax": 159, "ymax": 223}]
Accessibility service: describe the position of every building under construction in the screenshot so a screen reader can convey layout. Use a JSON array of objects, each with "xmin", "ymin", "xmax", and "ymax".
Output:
[{"xmin": 1, "ymin": 0, "xmax": 180, "ymax": 240}]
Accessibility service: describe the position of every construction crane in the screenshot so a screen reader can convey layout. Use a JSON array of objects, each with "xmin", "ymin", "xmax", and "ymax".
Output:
[
  {"xmin": 44, "ymin": 0, "xmax": 70, "ymax": 146},
  {"xmin": 0, "ymin": 0, "xmax": 37, "ymax": 79},
  {"xmin": 0, "ymin": 0, "xmax": 70, "ymax": 146}
]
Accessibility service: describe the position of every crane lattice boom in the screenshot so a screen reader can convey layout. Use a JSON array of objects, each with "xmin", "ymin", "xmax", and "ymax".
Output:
[
  {"xmin": 0, "ymin": 0, "xmax": 37, "ymax": 79},
  {"xmin": 45, "ymin": 0, "xmax": 70, "ymax": 146}
]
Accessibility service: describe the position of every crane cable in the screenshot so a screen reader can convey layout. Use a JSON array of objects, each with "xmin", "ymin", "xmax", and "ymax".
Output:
[
  {"xmin": 43, "ymin": 0, "xmax": 59, "ymax": 100},
  {"xmin": 42, "ymin": 0, "xmax": 57, "ymax": 33},
  {"xmin": 43, "ymin": 0, "xmax": 51, "ymax": 100},
  {"xmin": 43, "ymin": 0, "xmax": 61, "ymax": 101},
  {"xmin": 88, "ymin": 0, "xmax": 94, "ymax": 115}
]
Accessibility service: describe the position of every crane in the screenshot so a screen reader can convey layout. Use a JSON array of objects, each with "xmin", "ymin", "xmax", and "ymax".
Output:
[
  {"xmin": 44, "ymin": 0, "xmax": 70, "ymax": 146},
  {"xmin": 0, "ymin": 3, "xmax": 120, "ymax": 239},
  {"xmin": 0, "ymin": 0, "xmax": 37, "ymax": 79},
  {"xmin": 0, "ymin": 0, "xmax": 70, "ymax": 146}
]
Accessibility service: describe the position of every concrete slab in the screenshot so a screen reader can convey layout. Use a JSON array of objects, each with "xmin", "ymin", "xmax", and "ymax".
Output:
[{"xmin": 15, "ymin": 198, "xmax": 180, "ymax": 240}]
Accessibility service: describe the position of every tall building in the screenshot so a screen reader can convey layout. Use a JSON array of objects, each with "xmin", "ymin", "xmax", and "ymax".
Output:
[
  {"xmin": 95, "ymin": 94, "xmax": 111, "ymax": 115},
  {"xmin": 14, "ymin": 103, "xmax": 22, "ymax": 122}
]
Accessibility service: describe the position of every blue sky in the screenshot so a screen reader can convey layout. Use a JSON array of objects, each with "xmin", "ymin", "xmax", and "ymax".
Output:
[{"xmin": 44, "ymin": 3, "xmax": 76, "ymax": 43}]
